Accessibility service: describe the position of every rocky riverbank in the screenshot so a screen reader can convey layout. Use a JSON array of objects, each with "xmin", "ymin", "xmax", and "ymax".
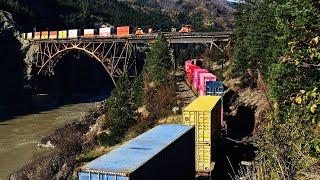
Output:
[{"xmin": 8, "ymin": 104, "xmax": 106, "ymax": 180}]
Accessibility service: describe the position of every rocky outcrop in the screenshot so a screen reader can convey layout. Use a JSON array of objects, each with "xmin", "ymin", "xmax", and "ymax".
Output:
[
  {"xmin": 0, "ymin": 11, "xmax": 26, "ymax": 106},
  {"xmin": 0, "ymin": 10, "xmax": 23, "ymax": 43}
]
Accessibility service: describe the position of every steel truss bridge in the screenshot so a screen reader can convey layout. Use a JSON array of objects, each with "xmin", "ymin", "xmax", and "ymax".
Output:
[{"xmin": 29, "ymin": 32, "xmax": 232, "ymax": 85}]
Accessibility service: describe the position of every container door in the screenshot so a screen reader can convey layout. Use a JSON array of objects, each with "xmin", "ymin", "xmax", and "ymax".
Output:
[
  {"xmin": 196, "ymin": 112, "xmax": 211, "ymax": 143},
  {"xmin": 183, "ymin": 111, "xmax": 211, "ymax": 143},
  {"xmin": 195, "ymin": 143, "xmax": 211, "ymax": 173}
]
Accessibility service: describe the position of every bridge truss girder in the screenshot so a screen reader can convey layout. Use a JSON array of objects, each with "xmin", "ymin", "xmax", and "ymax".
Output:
[{"xmin": 33, "ymin": 40, "xmax": 137, "ymax": 85}]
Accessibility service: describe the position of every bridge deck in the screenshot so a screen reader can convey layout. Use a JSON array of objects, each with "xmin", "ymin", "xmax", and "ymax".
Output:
[{"xmin": 28, "ymin": 31, "xmax": 232, "ymax": 44}]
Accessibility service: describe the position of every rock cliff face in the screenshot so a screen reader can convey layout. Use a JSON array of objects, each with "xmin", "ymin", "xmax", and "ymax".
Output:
[
  {"xmin": 0, "ymin": 10, "xmax": 26, "ymax": 106},
  {"xmin": 0, "ymin": 10, "xmax": 40, "ymax": 107}
]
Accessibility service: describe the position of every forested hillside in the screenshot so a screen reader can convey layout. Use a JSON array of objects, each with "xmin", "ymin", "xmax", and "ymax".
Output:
[
  {"xmin": 0, "ymin": 0, "xmax": 174, "ymax": 31},
  {"xmin": 120, "ymin": 0, "xmax": 236, "ymax": 31},
  {"xmin": 231, "ymin": 0, "xmax": 319, "ymax": 178}
]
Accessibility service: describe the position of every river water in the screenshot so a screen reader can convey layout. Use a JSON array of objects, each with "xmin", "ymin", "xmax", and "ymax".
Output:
[{"xmin": 0, "ymin": 100, "xmax": 97, "ymax": 179}]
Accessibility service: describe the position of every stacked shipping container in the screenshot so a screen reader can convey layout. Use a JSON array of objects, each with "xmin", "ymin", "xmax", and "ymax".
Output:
[
  {"xmin": 84, "ymin": 29, "xmax": 95, "ymax": 37},
  {"xmin": 34, "ymin": 32, "xmax": 41, "ymax": 39},
  {"xmin": 117, "ymin": 26, "xmax": 131, "ymax": 36},
  {"xmin": 49, "ymin": 31, "xmax": 57, "ymax": 39},
  {"xmin": 193, "ymin": 69, "xmax": 208, "ymax": 92},
  {"xmin": 183, "ymin": 96, "xmax": 222, "ymax": 176},
  {"xmin": 199, "ymin": 73, "xmax": 217, "ymax": 96},
  {"xmin": 68, "ymin": 29, "xmax": 80, "ymax": 38},
  {"xmin": 79, "ymin": 124, "xmax": 195, "ymax": 180},
  {"xmin": 99, "ymin": 27, "xmax": 111, "ymax": 37},
  {"xmin": 27, "ymin": 32, "xmax": 33, "ymax": 39},
  {"xmin": 40, "ymin": 31, "xmax": 48, "ymax": 39},
  {"xmin": 58, "ymin": 30, "xmax": 67, "ymax": 39},
  {"xmin": 187, "ymin": 64, "xmax": 200, "ymax": 85}
]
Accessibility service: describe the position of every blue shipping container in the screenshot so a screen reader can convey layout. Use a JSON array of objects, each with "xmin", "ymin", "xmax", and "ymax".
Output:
[
  {"xmin": 78, "ymin": 124, "xmax": 195, "ymax": 180},
  {"xmin": 206, "ymin": 81, "xmax": 224, "ymax": 96}
]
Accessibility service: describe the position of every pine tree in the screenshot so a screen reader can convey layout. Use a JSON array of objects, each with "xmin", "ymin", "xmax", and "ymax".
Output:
[{"xmin": 101, "ymin": 76, "xmax": 136, "ymax": 146}]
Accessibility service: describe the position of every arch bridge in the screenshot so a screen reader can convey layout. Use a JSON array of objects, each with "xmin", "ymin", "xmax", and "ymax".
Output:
[{"xmin": 29, "ymin": 32, "xmax": 232, "ymax": 85}]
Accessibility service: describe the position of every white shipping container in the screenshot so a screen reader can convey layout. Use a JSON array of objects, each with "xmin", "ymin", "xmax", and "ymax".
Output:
[
  {"xmin": 27, "ymin": 33, "xmax": 33, "ymax": 39},
  {"xmin": 84, "ymin": 29, "xmax": 95, "ymax": 37},
  {"xmin": 68, "ymin": 29, "xmax": 79, "ymax": 38},
  {"xmin": 99, "ymin": 27, "xmax": 111, "ymax": 37}
]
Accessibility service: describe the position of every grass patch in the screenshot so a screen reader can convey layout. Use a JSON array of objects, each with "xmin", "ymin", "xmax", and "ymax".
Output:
[{"xmin": 76, "ymin": 146, "xmax": 116, "ymax": 163}]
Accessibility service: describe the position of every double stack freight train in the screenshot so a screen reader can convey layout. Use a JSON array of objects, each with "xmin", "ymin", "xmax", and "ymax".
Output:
[
  {"xmin": 184, "ymin": 58, "xmax": 225, "ymax": 128},
  {"xmin": 21, "ymin": 25, "xmax": 193, "ymax": 40},
  {"xmin": 78, "ymin": 97, "xmax": 224, "ymax": 180},
  {"xmin": 184, "ymin": 59, "xmax": 224, "ymax": 96},
  {"xmin": 77, "ymin": 60, "xmax": 226, "ymax": 179},
  {"xmin": 79, "ymin": 124, "xmax": 196, "ymax": 180}
]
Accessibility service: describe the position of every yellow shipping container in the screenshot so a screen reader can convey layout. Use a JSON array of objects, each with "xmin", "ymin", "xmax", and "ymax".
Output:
[
  {"xmin": 58, "ymin": 30, "xmax": 67, "ymax": 39},
  {"xmin": 183, "ymin": 96, "xmax": 221, "ymax": 175},
  {"xmin": 196, "ymin": 143, "xmax": 213, "ymax": 173}
]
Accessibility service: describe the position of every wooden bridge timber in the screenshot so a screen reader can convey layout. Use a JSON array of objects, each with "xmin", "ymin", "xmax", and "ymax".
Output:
[{"xmin": 28, "ymin": 31, "xmax": 232, "ymax": 85}]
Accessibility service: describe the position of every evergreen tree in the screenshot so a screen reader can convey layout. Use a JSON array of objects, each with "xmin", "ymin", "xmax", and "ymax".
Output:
[
  {"xmin": 143, "ymin": 35, "xmax": 172, "ymax": 87},
  {"xmin": 100, "ymin": 76, "xmax": 136, "ymax": 146},
  {"xmin": 232, "ymin": 0, "xmax": 280, "ymax": 77},
  {"xmin": 142, "ymin": 35, "xmax": 177, "ymax": 119}
]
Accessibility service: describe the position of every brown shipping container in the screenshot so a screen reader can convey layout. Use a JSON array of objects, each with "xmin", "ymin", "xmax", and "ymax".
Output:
[
  {"xmin": 34, "ymin": 32, "xmax": 41, "ymax": 39},
  {"xmin": 117, "ymin": 26, "xmax": 131, "ymax": 36},
  {"xmin": 49, "ymin": 31, "xmax": 58, "ymax": 39},
  {"xmin": 41, "ymin": 31, "xmax": 49, "ymax": 39}
]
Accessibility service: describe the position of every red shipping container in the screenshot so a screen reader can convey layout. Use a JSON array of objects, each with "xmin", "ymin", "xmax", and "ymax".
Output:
[
  {"xmin": 193, "ymin": 69, "xmax": 208, "ymax": 91},
  {"xmin": 199, "ymin": 73, "xmax": 217, "ymax": 96},
  {"xmin": 187, "ymin": 65, "xmax": 200, "ymax": 84},
  {"xmin": 185, "ymin": 60, "xmax": 192, "ymax": 74},
  {"xmin": 117, "ymin": 26, "xmax": 131, "ymax": 36},
  {"xmin": 49, "ymin": 31, "xmax": 57, "ymax": 39}
]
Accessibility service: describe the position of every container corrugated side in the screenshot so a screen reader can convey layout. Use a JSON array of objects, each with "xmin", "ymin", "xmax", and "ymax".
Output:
[
  {"xmin": 130, "ymin": 125, "xmax": 195, "ymax": 180},
  {"xmin": 78, "ymin": 172, "xmax": 127, "ymax": 180},
  {"xmin": 79, "ymin": 124, "xmax": 195, "ymax": 180}
]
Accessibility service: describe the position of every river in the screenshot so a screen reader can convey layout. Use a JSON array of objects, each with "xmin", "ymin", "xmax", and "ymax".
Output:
[{"xmin": 0, "ymin": 97, "xmax": 100, "ymax": 179}]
